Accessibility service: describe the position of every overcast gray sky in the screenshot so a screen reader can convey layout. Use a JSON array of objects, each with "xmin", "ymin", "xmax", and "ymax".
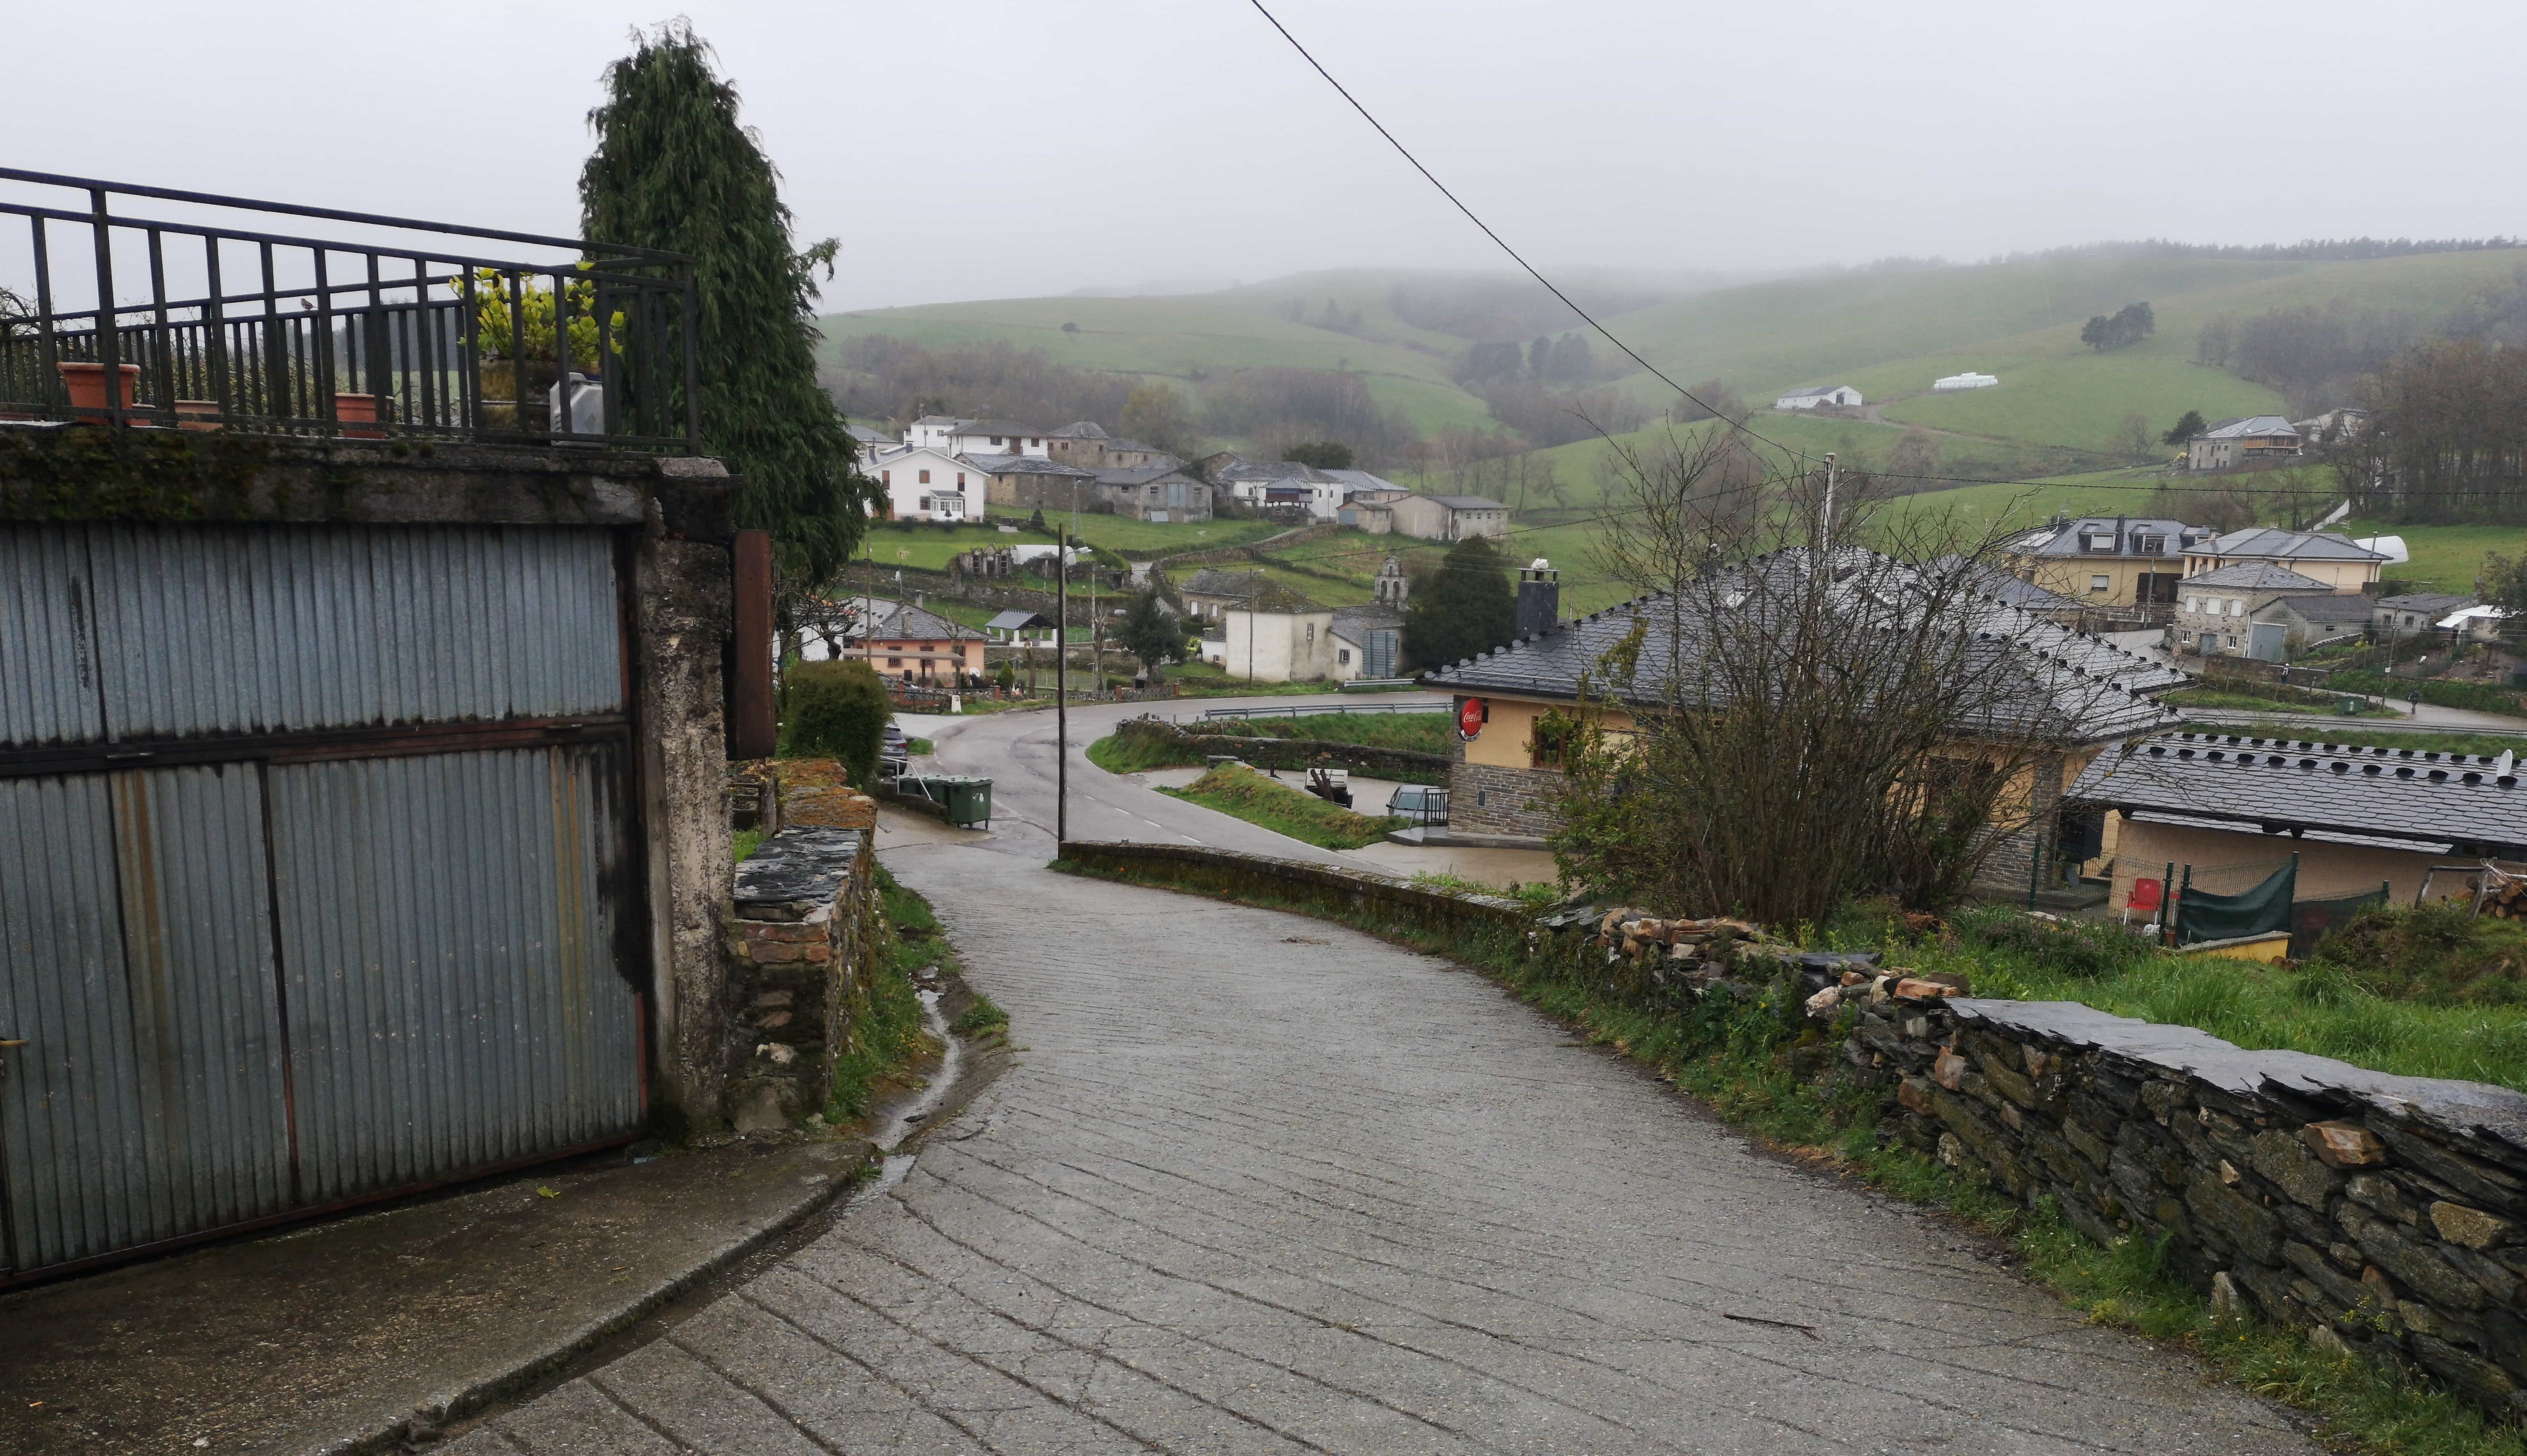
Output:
[{"xmin": 10, "ymin": 0, "xmax": 2526, "ymax": 312}]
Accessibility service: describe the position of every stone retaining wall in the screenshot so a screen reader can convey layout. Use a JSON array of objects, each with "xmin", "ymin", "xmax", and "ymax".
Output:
[
  {"xmin": 1056, "ymin": 841, "xmax": 1531, "ymax": 941},
  {"xmin": 1837, "ymin": 989, "xmax": 2527, "ymax": 1417},
  {"xmin": 726, "ymin": 822, "xmax": 883, "ymax": 1131}
]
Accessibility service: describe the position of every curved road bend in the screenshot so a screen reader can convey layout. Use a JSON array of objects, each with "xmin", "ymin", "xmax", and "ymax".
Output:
[{"xmin": 448, "ymin": 701, "xmax": 2316, "ymax": 1456}]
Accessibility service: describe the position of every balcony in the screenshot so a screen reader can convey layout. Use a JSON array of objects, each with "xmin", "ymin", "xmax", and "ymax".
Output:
[{"xmin": 0, "ymin": 169, "xmax": 698, "ymax": 452}]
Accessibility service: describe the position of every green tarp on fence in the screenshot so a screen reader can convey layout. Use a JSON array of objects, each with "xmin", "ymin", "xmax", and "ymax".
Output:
[{"xmin": 2177, "ymin": 857, "xmax": 2297, "ymax": 946}]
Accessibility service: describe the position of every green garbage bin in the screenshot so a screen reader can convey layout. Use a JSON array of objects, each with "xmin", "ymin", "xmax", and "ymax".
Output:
[
  {"xmin": 2339, "ymin": 695, "xmax": 2365, "ymax": 715},
  {"xmin": 931, "ymin": 775, "xmax": 993, "ymax": 828}
]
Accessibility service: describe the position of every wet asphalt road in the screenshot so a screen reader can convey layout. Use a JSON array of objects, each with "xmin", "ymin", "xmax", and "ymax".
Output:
[{"xmin": 446, "ymin": 708, "xmax": 2316, "ymax": 1456}]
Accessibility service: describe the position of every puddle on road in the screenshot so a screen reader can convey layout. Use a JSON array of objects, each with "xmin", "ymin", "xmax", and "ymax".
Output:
[{"xmin": 869, "ymin": 988, "xmax": 961, "ymax": 1159}]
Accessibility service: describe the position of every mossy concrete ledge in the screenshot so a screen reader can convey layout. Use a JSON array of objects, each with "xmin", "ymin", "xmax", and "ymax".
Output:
[
  {"xmin": 0, "ymin": 421, "xmax": 734, "ymax": 536},
  {"xmin": 1055, "ymin": 839, "xmax": 1531, "ymax": 940}
]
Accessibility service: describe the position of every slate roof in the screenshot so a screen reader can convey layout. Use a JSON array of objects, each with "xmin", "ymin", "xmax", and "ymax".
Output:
[
  {"xmin": 985, "ymin": 609, "xmax": 1053, "ymax": 632},
  {"xmin": 958, "ymin": 453, "xmax": 1097, "ymax": 477},
  {"xmin": 2012, "ymin": 517, "xmax": 2205, "ymax": 559},
  {"xmin": 1047, "ymin": 421, "xmax": 1108, "ymax": 439},
  {"xmin": 1234, "ymin": 582, "xmax": 1325, "ymax": 613},
  {"xmin": 1776, "ymin": 384, "xmax": 1853, "ymax": 399},
  {"xmin": 2067, "ymin": 730, "xmax": 2527, "ymax": 856},
  {"xmin": 1092, "ymin": 464, "xmax": 1199, "ymax": 487},
  {"xmin": 1934, "ymin": 556, "xmax": 2081, "ymax": 612},
  {"xmin": 2204, "ymin": 527, "xmax": 2386, "ymax": 563},
  {"xmin": 2377, "ymin": 592, "xmax": 2477, "ymax": 615},
  {"xmin": 1420, "ymin": 495, "xmax": 1507, "ymax": 510},
  {"xmin": 950, "ymin": 420, "xmax": 1045, "ymax": 440},
  {"xmin": 2198, "ymin": 415, "xmax": 2300, "ymax": 440},
  {"xmin": 2266, "ymin": 594, "xmax": 2377, "ymax": 626},
  {"xmin": 909, "ymin": 415, "xmax": 974, "ymax": 429},
  {"xmin": 2184, "ymin": 562, "xmax": 2329, "ymax": 591},
  {"xmin": 1181, "ymin": 568, "xmax": 1267, "ymax": 599},
  {"xmin": 1323, "ymin": 469, "xmax": 1406, "ymax": 496},
  {"xmin": 858, "ymin": 602, "xmax": 983, "ymax": 642},
  {"xmin": 1212, "ymin": 458, "xmax": 1332, "ymax": 484},
  {"xmin": 1421, "ymin": 548, "xmax": 2185, "ymax": 743}
]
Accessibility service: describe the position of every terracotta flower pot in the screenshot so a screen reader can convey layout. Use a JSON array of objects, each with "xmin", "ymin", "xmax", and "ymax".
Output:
[
  {"xmin": 58, "ymin": 361, "xmax": 142, "ymax": 416},
  {"xmin": 173, "ymin": 400, "xmax": 223, "ymax": 432},
  {"xmin": 334, "ymin": 392, "xmax": 385, "ymax": 439}
]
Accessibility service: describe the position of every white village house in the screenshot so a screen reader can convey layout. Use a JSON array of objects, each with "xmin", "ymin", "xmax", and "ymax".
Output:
[
  {"xmin": 870, "ymin": 446, "xmax": 976, "ymax": 522},
  {"xmin": 1773, "ymin": 384, "xmax": 1862, "ymax": 410}
]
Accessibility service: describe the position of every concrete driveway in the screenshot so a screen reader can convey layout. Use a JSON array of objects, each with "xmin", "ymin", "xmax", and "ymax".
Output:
[{"xmin": 446, "ymin": 700, "xmax": 2317, "ymax": 1455}]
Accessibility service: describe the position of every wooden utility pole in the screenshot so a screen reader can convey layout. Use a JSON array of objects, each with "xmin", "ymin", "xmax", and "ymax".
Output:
[{"xmin": 1056, "ymin": 526, "xmax": 1069, "ymax": 845}]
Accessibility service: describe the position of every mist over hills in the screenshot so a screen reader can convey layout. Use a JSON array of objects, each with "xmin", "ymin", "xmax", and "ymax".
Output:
[{"xmin": 819, "ymin": 241, "xmax": 2527, "ymax": 480}]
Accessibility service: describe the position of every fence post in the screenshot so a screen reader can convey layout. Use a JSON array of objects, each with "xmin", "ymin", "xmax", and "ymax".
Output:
[{"xmin": 2170, "ymin": 865, "xmax": 2192, "ymax": 948}]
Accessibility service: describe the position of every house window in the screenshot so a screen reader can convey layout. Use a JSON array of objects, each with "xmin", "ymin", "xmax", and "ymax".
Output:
[
  {"xmin": 1338, "ymin": 648, "xmax": 1351, "ymax": 665},
  {"xmin": 957, "ymin": 472, "xmax": 967, "ymax": 487},
  {"xmin": 919, "ymin": 469, "xmax": 931, "ymax": 484},
  {"xmin": 887, "ymin": 656, "xmax": 902, "ymax": 667},
  {"xmin": 989, "ymin": 436, "xmax": 1002, "ymax": 446},
  {"xmin": 2089, "ymin": 575, "xmax": 2110, "ymax": 593},
  {"xmin": 919, "ymin": 496, "xmax": 932, "ymax": 512},
  {"xmin": 882, "ymin": 470, "xmax": 891, "ymax": 486},
  {"xmin": 1305, "ymin": 623, "xmax": 1316, "ymax": 644},
  {"xmin": 2228, "ymin": 598, "xmax": 2243, "ymax": 616}
]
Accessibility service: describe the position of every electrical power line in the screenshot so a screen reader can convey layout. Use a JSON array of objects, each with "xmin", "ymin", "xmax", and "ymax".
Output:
[{"xmin": 1241, "ymin": 0, "xmax": 1817, "ymax": 468}]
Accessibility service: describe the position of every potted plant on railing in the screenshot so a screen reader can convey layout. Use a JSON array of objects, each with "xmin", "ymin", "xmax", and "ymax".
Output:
[{"xmin": 450, "ymin": 264, "xmax": 622, "ymax": 432}]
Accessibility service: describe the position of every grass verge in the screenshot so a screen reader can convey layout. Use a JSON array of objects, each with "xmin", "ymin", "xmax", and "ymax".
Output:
[
  {"xmin": 826, "ymin": 863, "xmax": 946, "ymax": 1120},
  {"xmin": 1870, "ymin": 906, "xmax": 2527, "ymax": 1092},
  {"xmin": 2168, "ymin": 688, "xmax": 2393, "ymax": 717},
  {"xmin": 1155, "ymin": 764, "xmax": 1405, "ymax": 850},
  {"xmin": 1088, "ymin": 731, "xmax": 1201, "ymax": 774},
  {"xmin": 1052, "ymin": 857, "xmax": 2527, "ymax": 1456}
]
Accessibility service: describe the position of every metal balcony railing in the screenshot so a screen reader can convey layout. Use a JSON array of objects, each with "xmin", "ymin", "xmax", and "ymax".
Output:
[{"xmin": 0, "ymin": 169, "xmax": 698, "ymax": 451}]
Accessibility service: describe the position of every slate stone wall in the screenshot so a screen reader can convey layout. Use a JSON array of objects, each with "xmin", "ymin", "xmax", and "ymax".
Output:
[
  {"xmin": 727, "ymin": 825, "xmax": 882, "ymax": 1132},
  {"xmin": 1057, "ymin": 841, "xmax": 1532, "ymax": 941},
  {"xmin": 1837, "ymin": 990, "xmax": 2527, "ymax": 1417}
]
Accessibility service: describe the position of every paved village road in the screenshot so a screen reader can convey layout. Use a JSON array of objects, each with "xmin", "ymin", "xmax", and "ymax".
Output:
[{"xmin": 447, "ymin": 711, "xmax": 2319, "ymax": 1456}]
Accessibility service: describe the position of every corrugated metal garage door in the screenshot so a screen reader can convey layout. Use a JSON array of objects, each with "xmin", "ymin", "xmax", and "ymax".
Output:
[{"xmin": 0, "ymin": 525, "xmax": 645, "ymax": 1279}]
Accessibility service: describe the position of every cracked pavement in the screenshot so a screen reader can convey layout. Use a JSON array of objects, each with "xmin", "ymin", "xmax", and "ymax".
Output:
[{"xmin": 449, "ymin": 708, "xmax": 2316, "ymax": 1455}]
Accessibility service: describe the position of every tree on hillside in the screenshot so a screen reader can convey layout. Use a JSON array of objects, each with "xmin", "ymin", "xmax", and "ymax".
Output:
[
  {"xmin": 1284, "ymin": 440, "xmax": 1354, "ymax": 470},
  {"xmin": 1404, "ymin": 535, "xmax": 1516, "ymax": 669},
  {"xmin": 1119, "ymin": 383, "xmax": 1193, "ymax": 456},
  {"xmin": 1117, "ymin": 592, "xmax": 1190, "ymax": 676},
  {"xmin": 1529, "ymin": 337, "xmax": 1551, "ymax": 378},
  {"xmin": 580, "ymin": 22, "xmax": 879, "ymax": 586},
  {"xmin": 1884, "ymin": 427, "xmax": 1939, "ymax": 483},
  {"xmin": 2080, "ymin": 301, "xmax": 2156, "ymax": 352},
  {"xmin": 2113, "ymin": 410, "xmax": 2156, "ymax": 461},
  {"xmin": 2163, "ymin": 409, "xmax": 2207, "ymax": 446},
  {"xmin": 1547, "ymin": 333, "xmax": 1594, "ymax": 382}
]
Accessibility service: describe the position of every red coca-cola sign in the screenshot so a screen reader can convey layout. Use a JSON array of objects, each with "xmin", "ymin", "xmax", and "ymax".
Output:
[{"xmin": 1458, "ymin": 697, "xmax": 1486, "ymax": 739}]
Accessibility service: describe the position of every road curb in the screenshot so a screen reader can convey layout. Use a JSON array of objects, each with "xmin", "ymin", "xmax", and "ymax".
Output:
[{"xmin": 334, "ymin": 1139, "xmax": 877, "ymax": 1455}]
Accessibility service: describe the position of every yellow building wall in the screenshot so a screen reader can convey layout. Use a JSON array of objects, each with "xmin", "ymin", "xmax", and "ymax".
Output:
[
  {"xmin": 2020, "ymin": 556, "xmax": 2176, "ymax": 608},
  {"xmin": 1457, "ymin": 694, "xmax": 1635, "ymax": 767},
  {"xmin": 2103, "ymin": 813, "xmax": 2508, "ymax": 913}
]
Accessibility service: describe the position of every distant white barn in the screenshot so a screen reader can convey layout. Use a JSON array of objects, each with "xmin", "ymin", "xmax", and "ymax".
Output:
[
  {"xmin": 1773, "ymin": 384, "xmax": 1861, "ymax": 410},
  {"xmin": 1933, "ymin": 371, "xmax": 1999, "ymax": 391}
]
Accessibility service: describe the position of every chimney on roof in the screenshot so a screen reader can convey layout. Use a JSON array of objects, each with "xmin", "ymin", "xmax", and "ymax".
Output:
[
  {"xmin": 914, "ymin": 591, "xmax": 924, "ymax": 609},
  {"xmin": 2114, "ymin": 515, "xmax": 2126, "ymax": 554},
  {"xmin": 1517, "ymin": 558, "xmax": 1560, "ymax": 639}
]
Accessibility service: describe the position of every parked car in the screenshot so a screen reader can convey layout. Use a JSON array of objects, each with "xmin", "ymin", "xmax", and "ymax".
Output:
[
  {"xmin": 1387, "ymin": 784, "xmax": 1448, "ymax": 826},
  {"xmin": 879, "ymin": 722, "xmax": 910, "ymax": 779}
]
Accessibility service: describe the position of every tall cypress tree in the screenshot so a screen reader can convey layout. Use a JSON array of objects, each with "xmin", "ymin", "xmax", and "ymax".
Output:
[
  {"xmin": 580, "ymin": 22, "xmax": 877, "ymax": 584},
  {"xmin": 1403, "ymin": 535, "xmax": 1516, "ymax": 669}
]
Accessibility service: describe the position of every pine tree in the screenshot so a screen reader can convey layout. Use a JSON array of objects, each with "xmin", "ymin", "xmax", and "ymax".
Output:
[
  {"xmin": 579, "ymin": 22, "xmax": 879, "ymax": 584},
  {"xmin": 1117, "ymin": 592, "xmax": 1189, "ymax": 676},
  {"xmin": 1403, "ymin": 535, "xmax": 1516, "ymax": 669}
]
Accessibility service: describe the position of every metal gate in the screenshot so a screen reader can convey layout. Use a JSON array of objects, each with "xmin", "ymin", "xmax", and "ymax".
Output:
[{"xmin": 0, "ymin": 524, "xmax": 646, "ymax": 1279}]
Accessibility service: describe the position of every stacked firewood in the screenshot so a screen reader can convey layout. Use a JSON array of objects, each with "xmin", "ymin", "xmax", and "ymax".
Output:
[
  {"xmin": 1590, "ymin": 908, "xmax": 1773, "ymax": 963},
  {"xmin": 2484, "ymin": 877, "xmax": 2527, "ymax": 921}
]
